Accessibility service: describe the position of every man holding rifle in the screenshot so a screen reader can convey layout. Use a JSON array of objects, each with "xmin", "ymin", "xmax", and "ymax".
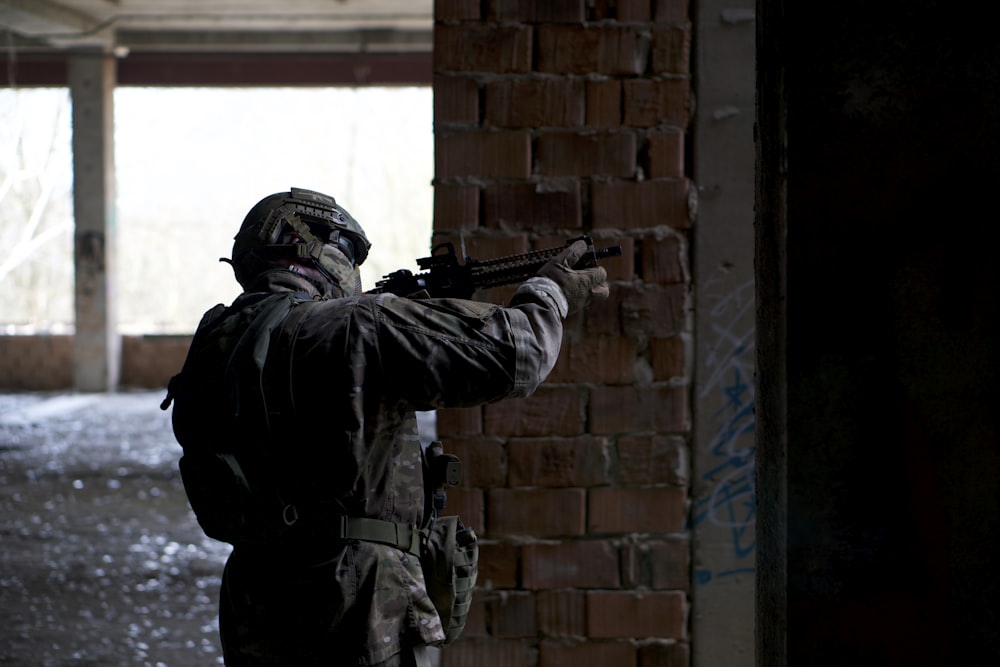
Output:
[{"xmin": 162, "ymin": 187, "xmax": 610, "ymax": 666}]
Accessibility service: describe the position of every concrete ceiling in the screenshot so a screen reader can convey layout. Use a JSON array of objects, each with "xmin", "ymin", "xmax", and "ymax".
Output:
[{"xmin": 0, "ymin": 0, "xmax": 433, "ymax": 54}]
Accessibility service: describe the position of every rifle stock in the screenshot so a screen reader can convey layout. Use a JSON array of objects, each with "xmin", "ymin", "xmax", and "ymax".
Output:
[{"xmin": 370, "ymin": 235, "xmax": 622, "ymax": 299}]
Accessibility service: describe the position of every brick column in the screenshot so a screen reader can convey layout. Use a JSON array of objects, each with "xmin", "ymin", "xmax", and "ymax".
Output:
[
  {"xmin": 69, "ymin": 48, "xmax": 120, "ymax": 392},
  {"xmin": 433, "ymin": 1, "xmax": 693, "ymax": 664}
]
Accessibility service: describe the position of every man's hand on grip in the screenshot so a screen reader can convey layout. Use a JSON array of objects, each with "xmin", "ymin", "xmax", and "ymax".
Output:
[{"xmin": 537, "ymin": 240, "xmax": 610, "ymax": 315}]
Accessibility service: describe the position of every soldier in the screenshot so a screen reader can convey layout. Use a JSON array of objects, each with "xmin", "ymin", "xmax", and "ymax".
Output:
[{"xmin": 162, "ymin": 187, "xmax": 608, "ymax": 666}]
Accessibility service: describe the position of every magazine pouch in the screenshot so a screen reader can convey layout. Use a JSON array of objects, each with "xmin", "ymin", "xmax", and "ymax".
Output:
[{"xmin": 420, "ymin": 514, "xmax": 478, "ymax": 644}]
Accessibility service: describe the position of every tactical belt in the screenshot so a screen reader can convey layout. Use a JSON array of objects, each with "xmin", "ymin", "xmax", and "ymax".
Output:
[{"xmin": 334, "ymin": 516, "xmax": 426, "ymax": 557}]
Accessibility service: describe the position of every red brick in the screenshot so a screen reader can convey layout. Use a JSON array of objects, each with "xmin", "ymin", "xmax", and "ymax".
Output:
[
  {"xmin": 529, "ymin": 233, "xmax": 582, "ymax": 253},
  {"xmin": 121, "ymin": 334, "xmax": 190, "ymax": 388},
  {"xmin": 434, "ymin": 74, "xmax": 479, "ymax": 127},
  {"xmin": 461, "ymin": 233, "xmax": 531, "ymax": 262},
  {"xmin": 488, "ymin": 488, "xmax": 586, "ymax": 537},
  {"xmin": 646, "ymin": 129, "xmax": 685, "ymax": 179},
  {"xmin": 585, "ymin": 590, "xmax": 686, "ymax": 639},
  {"xmin": 491, "ymin": 590, "xmax": 537, "ymax": 638},
  {"xmin": 639, "ymin": 641, "xmax": 690, "ymax": 667},
  {"xmin": 478, "ymin": 541, "xmax": 520, "ymax": 588},
  {"xmin": 617, "ymin": 0, "xmax": 652, "ymax": 21},
  {"xmin": 508, "ymin": 436, "xmax": 611, "ymax": 487},
  {"xmin": 488, "ymin": 0, "xmax": 587, "ymax": 22},
  {"xmin": 650, "ymin": 26, "xmax": 691, "ymax": 74},
  {"xmin": 485, "ymin": 78, "xmax": 585, "ymax": 129},
  {"xmin": 441, "ymin": 488, "xmax": 485, "ymax": 534},
  {"xmin": 586, "ymin": 0, "xmax": 610, "ymax": 19},
  {"xmin": 548, "ymin": 335, "xmax": 636, "ymax": 384},
  {"xmin": 537, "ymin": 590, "xmax": 586, "ymax": 636},
  {"xmin": 441, "ymin": 436, "xmax": 507, "ymax": 487},
  {"xmin": 601, "ymin": 235, "xmax": 634, "ymax": 281},
  {"xmin": 539, "ymin": 639, "xmax": 637, "ymax": 667},
  {"xmin": 592, "ymin": 178, "xmax": 690, "ymax": 230},
  {"xmin": 435, "ymin": 24, "xmax": 532, "ymax": 73},
  {"xmin": 0, "ymin": 335, "xmax": 73, "ymax": 390},
  {"xmin": 435, "ymin": 0, "xmax": 480, "ymax": 21},
  {"xmin": 585, "ymin": 79, "xmax": 622, "ymax": 127},
  {"xmin": 648, "ymin": 539, "xmax": 690, "ymax": 590},
  {"xmin": 536, "ymin": 130, "xmax": 637, "ymax": 178},
  {"xmin": 618, "ymin": 435, "xmax": 687, "ymax": 486},
  {"xmin": 649, "ymin": 336, "xmax": 685, "ymax": 381},
  {"xmin": 641, "ymin": 234, "xmax": 686, "ymax": 283},
  {"xmin": 588, "ymin": 486, "xmax": 687, "ymax": 534},
  {"xmin": 463, "ymin": 594, "xmax": 489, "ymax": 637},
  {"xmin": 623, "ymin": 79, "xmax": 691, "ymax": 128},
  {"xmin": 437, "ymin": 405, "xmax": 483, "ymax": 435},
  {"xmin": 583, "ymin": 286, "xmax": 623, "ymax": 335},
  {"xmin": 436, "ymin": 130, "xmax": 532, "ymax": 179},
  {"xmin": 484, "ymin": 387, "xmax": 586, "ymax": 436},
  {"xmin": 621, "ymin": 283, "xmax": 688, "ymax": 338},
  {"xmin": 522, "ymin": 540, "xmax": 621, "ymax": 589},
  {"xmin": 620, "ymin": 541, "xmax": 640, "ymax": 587},
  {"xmin": 434, "ymin": 184, "xmax": 480, "ymax": 232},
  {"xmin": 560, "ymin": 310, "xmax": 587, "ymax": 341},
  {"xmin": 482, "ymin": 182, "xmax": 582, "ymax": 230},
  {"xmin": 537, "ymin": 26, "xmax": 646, "ymax": 75},
  {"xmin": 440, "ymin": 638, "xmax": 532, "ymax": 667},
  {"xmin": 654, "ymin": 0, "xmax": 690, "ymax": 23},
  {"xmin": 589, "ymin": 384, "xmax": 688, "ymax": 434}
]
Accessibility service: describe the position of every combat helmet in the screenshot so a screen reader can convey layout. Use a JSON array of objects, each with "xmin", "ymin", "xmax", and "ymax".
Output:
[{"xmin": 229, "ymin": 187, "xmax": 371, "ymax": 295}]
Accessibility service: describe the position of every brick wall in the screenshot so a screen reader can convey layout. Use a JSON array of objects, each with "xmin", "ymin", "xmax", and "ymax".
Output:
[
  {"xmin": 0, "ymin": 336, "xmax": 74, "ymax": 390},
  {"xmin": 0, "ymin": 335, "xmax": 190, "ymax": 391},
  {"xmin": 433, "ymin": 1, "xmax": 693, "ymax": 664}
]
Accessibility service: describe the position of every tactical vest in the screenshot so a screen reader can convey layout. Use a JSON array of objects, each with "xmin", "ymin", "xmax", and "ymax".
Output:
[{"xmin": 161, "ymin": 291, "xmax": 477, "ymax": 643}]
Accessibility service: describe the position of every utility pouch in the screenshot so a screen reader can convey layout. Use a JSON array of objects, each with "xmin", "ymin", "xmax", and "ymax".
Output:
[
  {"xmin": 178, "ymin": 451, "xmax": 255, "ymax": 544},
  {"xmin": 420, "ymin": 514, "xmax": 478, "ymax": 644}
]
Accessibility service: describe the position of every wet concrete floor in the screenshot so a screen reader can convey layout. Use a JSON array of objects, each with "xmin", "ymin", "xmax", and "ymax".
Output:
[{"xmin": 0, "ymin": 391, "xmax": 232, "ymax": 666}]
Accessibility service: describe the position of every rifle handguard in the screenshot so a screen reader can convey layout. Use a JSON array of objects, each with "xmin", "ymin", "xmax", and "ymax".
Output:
[{"xmin": 371, "ymin": 235, "xmax": 622, "ymax": 299}]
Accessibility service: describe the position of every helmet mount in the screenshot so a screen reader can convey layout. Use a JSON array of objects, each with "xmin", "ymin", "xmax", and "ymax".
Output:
[{"xmin": 229, "ymin": 187, "xmax": 371, "ymax": 295}]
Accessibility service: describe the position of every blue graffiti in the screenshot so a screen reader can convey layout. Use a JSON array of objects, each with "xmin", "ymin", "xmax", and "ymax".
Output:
[
  {"xmin": 694, "ymin": 363, "xmax": 756, "ymax": 580},
  {"xmin": 693, "ymin": 278, "xmax": 756, "ymax": 584},
  {"xmin": 695, "ymin": 567, "xmax": 756, "ymax": 585},
  {"xmin": 693, "ymin": 366, "xmax": 756, "ymax": 547}
]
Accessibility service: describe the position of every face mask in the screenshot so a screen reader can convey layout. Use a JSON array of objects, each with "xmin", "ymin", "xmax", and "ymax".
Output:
[{"xmin": 317, "ymin": 243, "xmax": 362, "ymax": 296}]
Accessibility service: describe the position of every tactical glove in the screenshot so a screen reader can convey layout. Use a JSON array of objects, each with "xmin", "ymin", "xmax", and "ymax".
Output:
[{"xmin": 537, "ymin": 239, "xmax": 610, "ymax": 315}]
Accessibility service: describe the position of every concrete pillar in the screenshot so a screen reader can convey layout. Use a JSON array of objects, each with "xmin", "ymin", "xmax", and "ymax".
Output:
[
  {"xmin": 69, "ymin": 49, "xmax": 119, "ymax": 392},
  {"xmin": 691, "ymin": 2, "xmax": 757, "ymax": 666}
]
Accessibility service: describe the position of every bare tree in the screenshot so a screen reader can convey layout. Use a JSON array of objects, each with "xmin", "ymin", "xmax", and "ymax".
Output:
[{"xmin": 0, "ymin": 89, "xmax": 74, "ymax": 332}]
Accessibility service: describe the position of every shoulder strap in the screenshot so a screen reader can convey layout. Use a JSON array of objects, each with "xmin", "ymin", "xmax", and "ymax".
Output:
[
  {"xmin": 222, "ymin": 293, "xmax": 303, "ymax": 423},
  {"xmin": 160, "ymin": 302, "xmax": 230, "ymax": 411},
  {"xmin": 261, "ymin": 296, "xmax": 321, "ymax": 431}
]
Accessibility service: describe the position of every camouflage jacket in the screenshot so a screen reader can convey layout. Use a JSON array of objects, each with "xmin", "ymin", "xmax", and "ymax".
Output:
[{"xmin": 172, "ymin": 270, "xmax": 566, "ymax": 663}]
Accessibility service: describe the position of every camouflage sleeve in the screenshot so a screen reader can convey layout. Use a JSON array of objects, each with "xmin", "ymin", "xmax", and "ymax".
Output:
[
  {"xmin": 373, "ymin": 283, "xmax": 564, "ymax": 409},
  {"xmin": 507, "ymin": 276, "xmax": 567, "ymax": 392}
]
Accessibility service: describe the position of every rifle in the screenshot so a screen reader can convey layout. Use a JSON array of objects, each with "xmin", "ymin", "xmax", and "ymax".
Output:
[{"xmin": 369, "ymin": 235, "xmax": 622, "ymax": 299}]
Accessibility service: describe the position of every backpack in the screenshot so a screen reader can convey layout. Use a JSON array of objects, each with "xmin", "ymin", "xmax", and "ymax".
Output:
[{"xmin": 162, "ymin": 292, "xmax": 310, "ymax": 545}]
